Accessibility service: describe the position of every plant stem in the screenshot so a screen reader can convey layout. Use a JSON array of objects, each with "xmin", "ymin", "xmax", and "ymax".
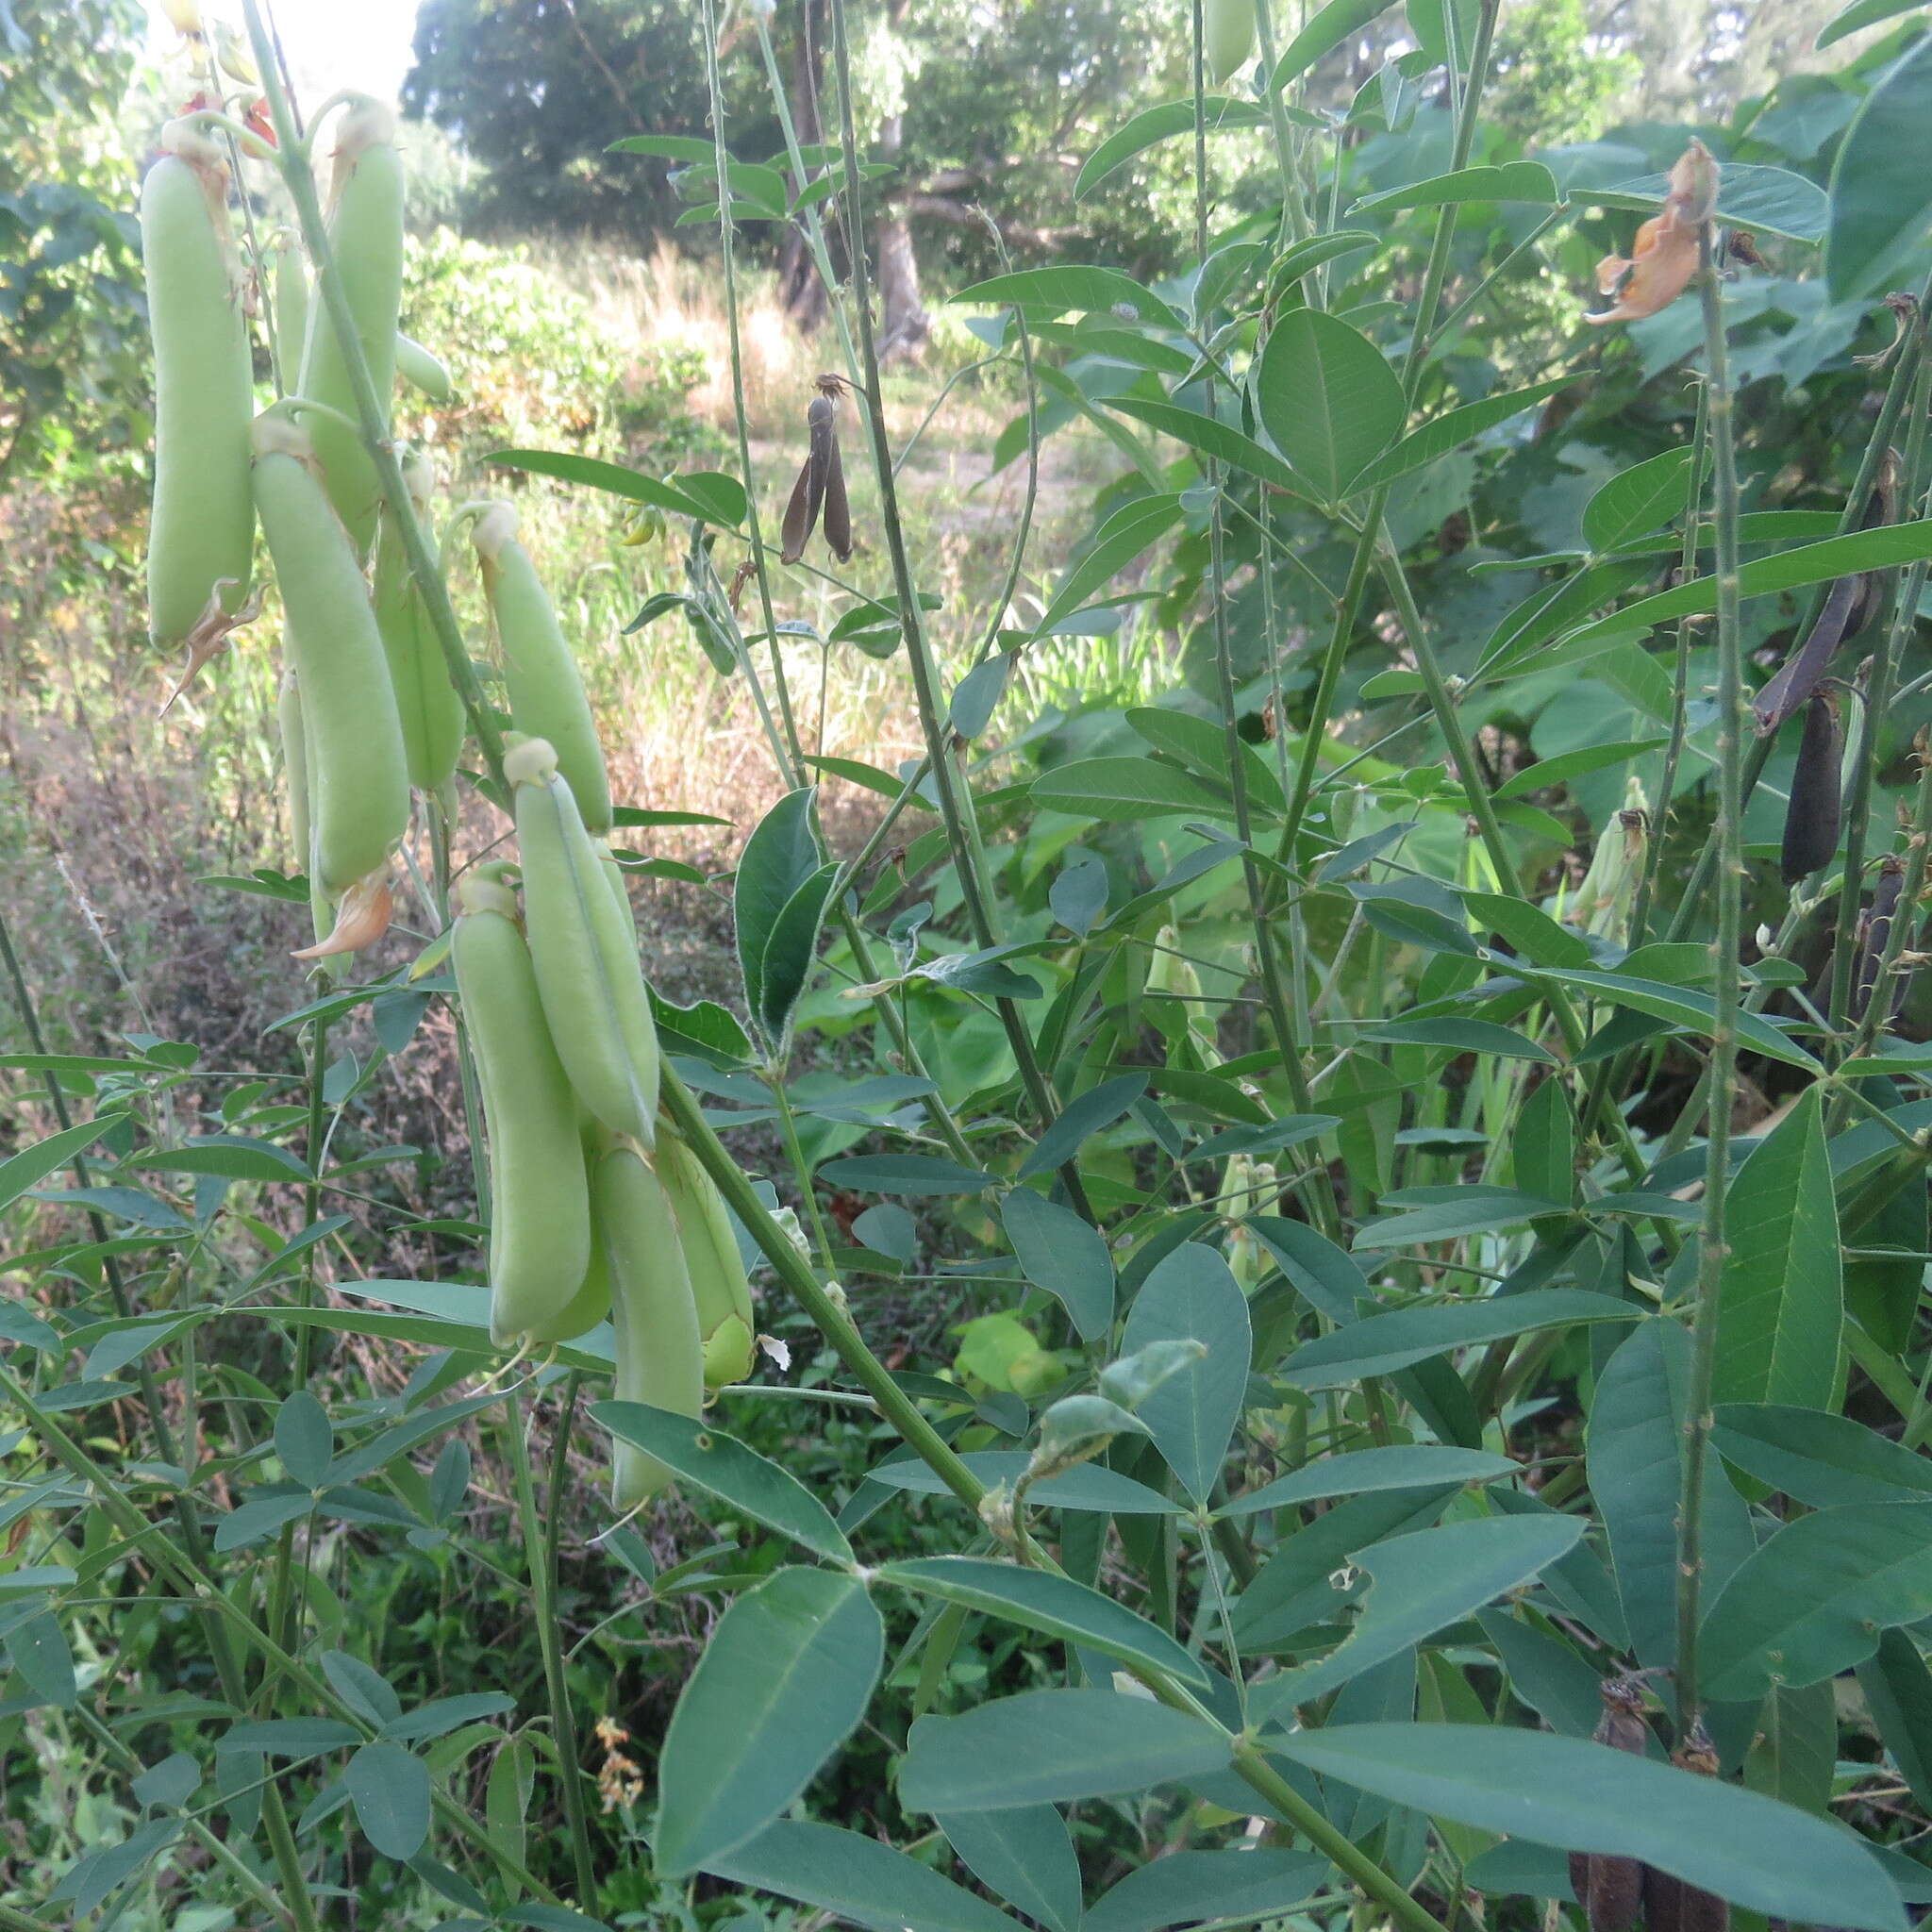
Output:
[
  {"xmin": 1228, "ymin": 1744, "xmax": 1450, "ymax": 1932},
  {"xmin": 768, "ymin": 1073, "xmax": 840, "ymax": 1269},
  {"xmin": 505, "ymin": 1402, "xmax": 599, "ymax": 1903},
  {"xmin": 1826, "ymin": 346, "xmax": 1932, "ymax": 1030},
  {"xmin": 1675, "ymin": 221, "xmax": 1745, "ymax": 1737},
  {"xmin": 1278, "ymin": 0, "xmax": 1497, "ymax": 864},
  {"xmin": 700, "ymin": 0, "xmax": 806, "ymax": 770},
  {"xmin": 1192, "ymin": 0, "xmax": 1341, "ymax": 1239},
  {"xmin": 824, "ymin": 0, "xmax": 1091, "ymax": 1216},
  {"xmin": 1628, "ymin": 379, "xmax": 1712, "ymax": 950}
]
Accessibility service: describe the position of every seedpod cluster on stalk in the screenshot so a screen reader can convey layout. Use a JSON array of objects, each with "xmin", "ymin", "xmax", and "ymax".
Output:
[{"xmin": 463, "ymin": 740, "xmax": 752, "ymax": 1502}]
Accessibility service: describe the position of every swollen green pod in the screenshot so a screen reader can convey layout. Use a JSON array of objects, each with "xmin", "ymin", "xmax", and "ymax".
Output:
[
  {"xmin": 395, "ymin": 332, "xmax": 453, "ymax": 402},
  {"xmin": 295, "ymin": 97, "xmax": 404, "ymax": 557},
  {"xmin": 373, "ymin": 446, "xmax": 465, "ymax": 792},
  {"xmin": 474, "ymin": 503, "xmax": 612, "ymax": 836},
  {"xmin": 524, "ymin": 1167, "xmax": 613, "ymax": 1346},
  {"xmin": 142, "ymin": 119, "xmax": 256, "ymax": 658},
  {"xmin": 452, "ymin": 874, "xmax": 594, "ymax": 1348},
  {"xmin": 275, "ymin": 665, "xmax": 341, "ymax": 966},
  {"xmin": 657, "ymin": 1133, "xmax": 756, "ymax": 1388},
  {"xmin": 508, "ymin": 738, "xmax": 659, "ymax": 1143},
  {"xmin": 1202, "ymin": 0, "xmax": 1255, "ymax": 86},
  {"xmin": 271, "ymin": 234, "xmax": 308, "ymax": 394},
  {"xmin": 252, "ymin": 408, "xmax": 410, "ymax": 900},
  {"xmin": 594, "ymin": 1145, "xmax": 704, "ymax": 1507}
]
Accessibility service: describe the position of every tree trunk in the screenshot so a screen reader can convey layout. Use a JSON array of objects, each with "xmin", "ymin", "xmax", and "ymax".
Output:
[
  {"xmin": 874, "ymin": 0, "xmax": 928, "ymax": 362},
  {"xmin": 776, "ymin": 0, "xmax": 828, "ymax": 331}
]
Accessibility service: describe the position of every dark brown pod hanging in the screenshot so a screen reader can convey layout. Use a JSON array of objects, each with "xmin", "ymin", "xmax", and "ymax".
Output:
[
  {"xmin": 1641, "ymin": 1725, "xmax": 1732, "ymax": 1932},
  {"xmin": 1570, "ymin": 1675, "xmax": 1649, "ymax": 1932},
  {"xmin": 1753, "ymin": 452, "xmax": 1900, "ymax": 736},
  {"xmin": 1780, "ymin": 689, "xmax": 1843, "ymax": 885},
  {"xmin": 1644, "ymin": 1868, "xmax": 1733, "ymax": 1932},
  {"xmin": 821, "ymin": 423, "xmax": 853, "ymax": 563},
  {"xmin": 780, "ymin": 394, "xmax": 836, "ymax": 565},
  {"xmin": 1852, "ymin": 854, "xmax": 1908, "ymax": 1020}
]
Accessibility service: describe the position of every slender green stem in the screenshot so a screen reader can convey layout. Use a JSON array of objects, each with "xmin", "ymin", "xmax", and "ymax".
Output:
[
  {"xmin": 1629, "ymin": 380, "xmax": 1712, "ymax": 950},
  {"xmin": 1827, "ymin": 346, "xmax": 1932, "ymax": 1030},
  {"xmin": 1249, "ymin": 0, "xmax": 1311, "ymax": 249},
  {"xmin": 71, "ymin": 1703, "xmax": 302, "ymax": 1931},
  {"xmin": 701, "ymin": 0, "xmax": 805, "ymax": 771},
  {"xmin": 1192, "ymin": 0, "xmax": 1340, "ymax": 1238},
  {"xmin": 1278, "ymin": 0, "xmax": 1497, "ymax": 866},
  {"xmin": 1228, "ymin": 1745, "xmax": 1450, "ymax": 1932},
  {"xmin": 824, "ymin": 0, "xmax": 1091, "ymax": 1215},
  {"xmin": 506, "ymin": 1402, "xmax": 598, "ymax": 1903},
  {"xmin": 768, "ymin": 1074, "xmax": 840, "ymax": 1270},
  {"xmin": 1675, "ymin": 221, "xmax": 1745, "ymax": 1737}
]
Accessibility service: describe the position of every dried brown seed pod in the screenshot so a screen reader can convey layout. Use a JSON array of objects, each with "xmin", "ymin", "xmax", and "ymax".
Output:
[
  {"xmin": 1754, "ymin": 453, "xmax": 1900, "ymax": 735},
  {"xmin": 1569, "ymin": 1675, "xmax": 1651, "ymax": 1932},
  {"xmin": 1780, "ymin": 689, "xmax": 1843, "ymax": 885},
  {"xmin": 1852, "ymin": 854, "xmax": 1909, "ymax": 1020},
  {"xmin": 1641, "ymin": 1727, "xmax": 1730, "ymax": 1932},
  {"xmin": 779, "ymin": 393, "xmax": 854, "ymax": 566}
]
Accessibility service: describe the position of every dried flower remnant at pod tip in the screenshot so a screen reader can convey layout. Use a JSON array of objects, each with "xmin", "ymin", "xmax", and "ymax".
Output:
[
  {"xmin": 1586, "ymin": 141, "xmax": 1721, "ymax": 326},
  {"xmin": 290, "ymin": 871, "xmax": 393, "ymax": 960}
]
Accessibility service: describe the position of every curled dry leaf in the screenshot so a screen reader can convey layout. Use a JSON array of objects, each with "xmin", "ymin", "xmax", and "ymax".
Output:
[
  {"xmin": 1586, "ymin": 140, "xmax": 1720, "ymax": 325},
  {"xmin": 292, "ymin": 869, "xmax": 394, "ymax": 960},
  {"xmin": 158, "ymin": 580, "xmax": 262, "ymax": 717}
]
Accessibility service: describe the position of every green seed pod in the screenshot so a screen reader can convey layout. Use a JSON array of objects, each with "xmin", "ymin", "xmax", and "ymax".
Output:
[
  {"xmin": 277, "ymin": 668, "xmax": 311, "ymax": 883},
  {"xmin": 142, "ymin": 119, "xmax": 256, "ymax": 658},
  {"xmin": 474, "ymin": 503, "xmax": 612, "ymax": 835},
  {"xmin": 295, "ymin": 97, "xmax": 404, "ymax": 558},
  {"xmin": 594, "ymin": 1144, "xmax": 705, "ymax": 1507},
  {"xmin": 508, "ymin": 737, "xmax": 659, "ymax": 1144},
  {"xmin": 275, "ymin": 665, "xmax": 342, "ymax": 970},
  {"xmin": 453, "ymin": 874, "xmax": 593, "ymax": 1348},
  {"xmin": 1571, "ymin": 776, "xmax": 1651, "ymax": 945},
  {"xmin": 373, "ymin": 445, "xmax": 465, "ymax": 792},
  {"xmin": 657, "ymin": 1133, "xmax": 757, "ymax": 1388},
  {"xmin": 524, "ymin": 1138, "xmax": 614, "ymax": 1346},
  {"xmin": 251, "ymin": 408, "xmax": 410, "ymax": 900},
  {"xmin": 1201, "ymin": 0, "xmax": 1255, "ymax": 85},
  {"xmin": 271, "ymin": 233, "xmax": 308, "ymax": 393},
  {"xmin": 394, "ymin": 331, "xmax": 453, "ymax": 402}
]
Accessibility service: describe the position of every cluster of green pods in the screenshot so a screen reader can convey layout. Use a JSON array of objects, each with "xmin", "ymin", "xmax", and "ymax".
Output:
[
  {"xmin": 142, "ymin": 87, "xmax": 742, "ymax": 1508},
  {"xmin": 460, "ymin": 740, "xmax": 759, "ymax": 1505}
]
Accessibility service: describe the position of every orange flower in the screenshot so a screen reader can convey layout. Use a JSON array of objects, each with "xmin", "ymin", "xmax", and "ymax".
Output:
[{"xmin": 1586, "ymin": 139, "xmax": 1720, "ymax": 326}]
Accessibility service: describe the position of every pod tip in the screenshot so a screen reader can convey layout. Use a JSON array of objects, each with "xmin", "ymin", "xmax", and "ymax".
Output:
[
  {"xmin": 292, "ymin": 871, "xmax": 394, "ymax": 959},
  {"xmin": 504, "ymin": 736, "xmax": 558, "ymax": 788},
  {"xmin": 470, "ymin": 500, "xmax": 520, "ymax": 563}
]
